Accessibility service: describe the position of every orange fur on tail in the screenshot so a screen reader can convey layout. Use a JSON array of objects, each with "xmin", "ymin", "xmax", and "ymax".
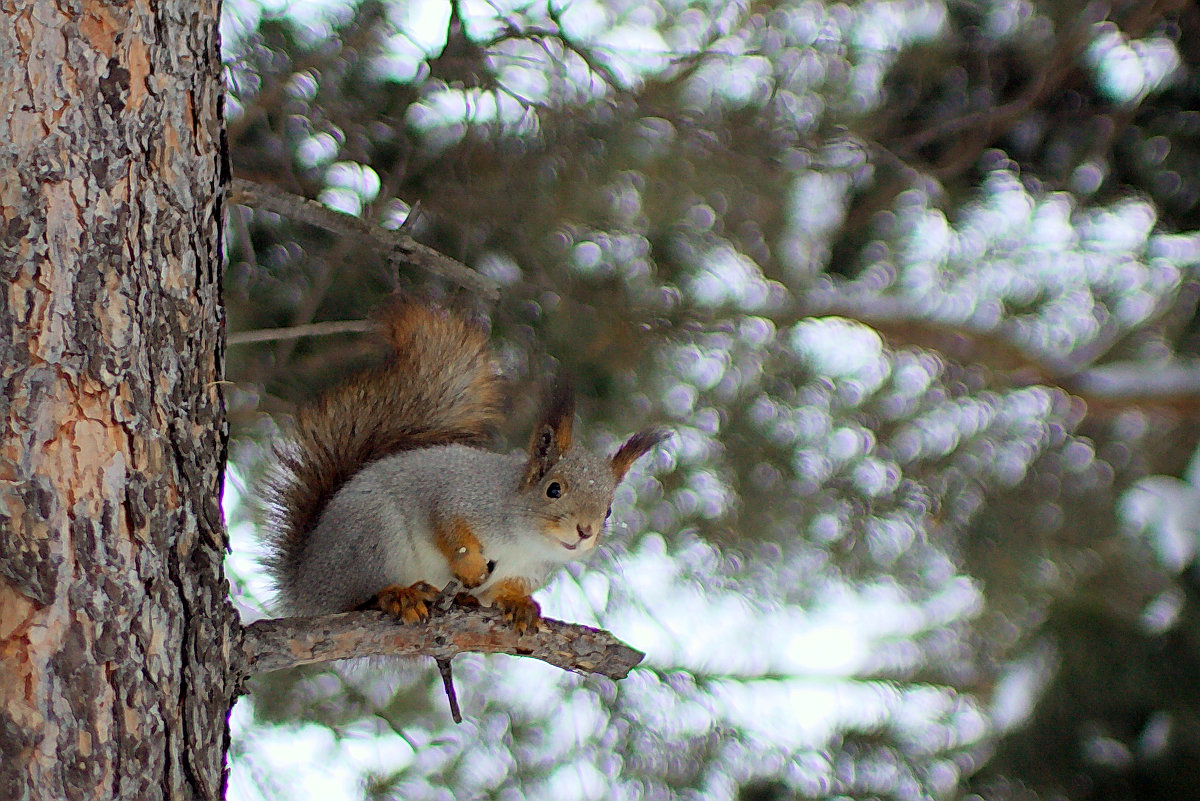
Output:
[{"xmin": 261, "ymin": 301, "xmax": 503, "ymax": 581}]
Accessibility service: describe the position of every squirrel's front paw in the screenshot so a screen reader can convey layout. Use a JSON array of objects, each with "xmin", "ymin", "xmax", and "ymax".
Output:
[
  {"xmin": 438, "ymin": 520, "xmax": 494, "ymax": 589},
  {"xmin": 451, "ymin": 550, "xmax": 495, "ymax": 590},
  {"xmin": 496, "ymin": 595, "xmax": 541, "ymax": 635},
  {"xmin": 376, "ymin": 582, "xmax": 439, "ymax": 624}
]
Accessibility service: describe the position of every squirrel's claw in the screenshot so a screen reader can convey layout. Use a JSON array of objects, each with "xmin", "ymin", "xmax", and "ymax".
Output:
[
  {"xmin": 376, "ymin": 582, "xmax": 440, "ymax": 624},
  {"xmin": 497, "ymin": 595, "xmax": 541, "ymax": 635}
]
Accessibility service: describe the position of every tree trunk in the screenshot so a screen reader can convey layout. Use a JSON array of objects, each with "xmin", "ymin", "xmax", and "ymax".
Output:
[{"xmin": 0, "ymin": 3, "xmax": 237, "ymax": 800}]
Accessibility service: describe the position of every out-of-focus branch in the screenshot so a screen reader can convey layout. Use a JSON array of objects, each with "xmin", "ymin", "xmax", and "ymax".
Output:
[
  {"xmin": 236, "ymin": 607, "xmax": 645, "ymax": 680},
  {"xmin": 1066, "ymin": 361, "xmax": 1200, "ymax": 405},
  {"xmin": 227, "ymin": 320, "xmax": 378, "ymax": 347},
  {"xmin": 804, "ymin": 291, "xmax": 1200, "ymax": 409},
  {"xmin": 888, "ymin": 4, "xmax": 1106, "ymax": 180},
  {"xmin": 803, "ymin": 291, "xmax": 1068, "ymax": 377},
  {"xmin": 229, "ymin": 178, "xmax": 500, "ymax": 299}
]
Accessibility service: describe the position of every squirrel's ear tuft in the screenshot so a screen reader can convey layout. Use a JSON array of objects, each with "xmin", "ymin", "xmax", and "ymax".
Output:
[
  {"xmin": 519, "ymin": 379, "xmax": 575, "ymax": 490},
  {"xmin": 611, "ymin": 428, "xmax": 669, "ymax": 482},
  {"xmin": 543, "ymin": 378, "xmax": 574, "ymax": 455}
]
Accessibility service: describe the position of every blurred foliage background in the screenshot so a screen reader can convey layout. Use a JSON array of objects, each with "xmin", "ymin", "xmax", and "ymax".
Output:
[{"xmin": 219, "ymin": 0, "xmax": 1200, "ymax": 798}]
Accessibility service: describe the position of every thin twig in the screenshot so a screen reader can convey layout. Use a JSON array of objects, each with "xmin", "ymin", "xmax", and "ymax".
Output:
[
  {"xmin": 396, "ymin": 200, "xmax": 423, "ymax": 236},
  {"xmin": 890, "ymin": 3, "xmax": 1105, "ymax": 179},
  {"xmin": 274, "ymin": 248, "xmax": 345, "ymax": 367},
  {"xmin": 227, "ymin": 319, "xmax": 379, "ymax": 346},
  {"xmin": 229, "ymin": 178, "xmax": 500, "ymax": 299},
  {"xmin": 229, "ymin": 204, "xmax": 259, "ymax": 276},
  {"xmin": 435, "ymin": 657, "xmax": 463, "ymax": 724}
]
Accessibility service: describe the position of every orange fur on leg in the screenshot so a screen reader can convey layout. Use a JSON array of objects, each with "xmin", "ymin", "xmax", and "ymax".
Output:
[{"xmin": 435, "ymin": 518, "xmax": 493, "ymax": 588}]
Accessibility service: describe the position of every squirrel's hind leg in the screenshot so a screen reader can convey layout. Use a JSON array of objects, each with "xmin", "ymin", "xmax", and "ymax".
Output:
[{"xmin": 373, "ymin": 582, "xmax": 440, "ymax": 623}]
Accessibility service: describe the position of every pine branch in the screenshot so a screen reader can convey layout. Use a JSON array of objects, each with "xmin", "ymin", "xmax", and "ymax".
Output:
[
  {"xmin": 228, "ymin": 178, "xmax": 500, "ymax": 299},
  {"xmin": 802, "ymin": 291, "xmax": 1200, "ymax": 409},
  {"xmin": 1067, "ymin": 360, "xmax": 1200, "ymax": 405},
  {"xmin": 236, "ymin": 606, "xmax": 645, "ymax": 681}
]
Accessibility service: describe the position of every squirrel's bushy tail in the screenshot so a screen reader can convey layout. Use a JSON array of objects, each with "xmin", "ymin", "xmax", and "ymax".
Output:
[{"xmin": 261, "ymin": 301, "xmax": 502, "ymax": 582}]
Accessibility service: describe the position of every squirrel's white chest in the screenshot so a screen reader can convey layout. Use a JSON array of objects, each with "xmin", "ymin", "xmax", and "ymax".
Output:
[{"xmin": 471, "ymin": 524, "xmax": 568, "ymax": 597}]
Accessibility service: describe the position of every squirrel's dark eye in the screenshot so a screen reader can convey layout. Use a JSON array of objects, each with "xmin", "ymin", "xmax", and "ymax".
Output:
[{"xmin": 546, "ymin": 481, "xmax": 562, "ymax": 499}]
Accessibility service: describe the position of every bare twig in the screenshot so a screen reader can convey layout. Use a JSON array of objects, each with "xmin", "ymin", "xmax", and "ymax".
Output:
[
  {"xmin": 894, "ymin": 67, "xmax": 1052, "ymax": 156},
  {"xmin": 273, "ymin": 248, "xmax": 343, "ymax": 367},
  {"xmin": 237, "ymin": 607, "xmax": 645, "ymax": 681},
  {"xmin": 229, "ymin": 178, "xmax": 500, "ymax": 299},
  {"xmin": 229, "ymin": 204, "xmax": 259, "ymax": 276},
  {"xmin": 435, "ymin": 657, "xmax": 463, "ymax": 724},
  {"xmin": 396, "ymin": 200, "xmax": 423, "ymax": 236},
  {"xmin": 227, "ymin": 319, "xmax": 378, "ymax": 347},
  {"xmin": 890, "ymin": 3, "xmax": 1106, "ymax": 180}
]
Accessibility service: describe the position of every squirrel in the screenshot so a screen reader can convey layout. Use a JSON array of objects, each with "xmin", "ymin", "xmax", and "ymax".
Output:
[{"xmin": 260, "ymin": 300, "xmax": 665, "ymax": 633}]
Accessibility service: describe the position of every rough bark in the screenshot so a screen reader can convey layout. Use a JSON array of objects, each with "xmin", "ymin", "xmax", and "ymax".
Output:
[{"xmin": 0, "ymin": 3, "xmax": 237, "ymax": 800}]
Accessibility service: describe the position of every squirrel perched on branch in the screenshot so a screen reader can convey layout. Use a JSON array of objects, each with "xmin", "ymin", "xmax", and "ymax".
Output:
[{"xmin": 260, "ymin": 300, "xmax": 665, "ymax": 633}]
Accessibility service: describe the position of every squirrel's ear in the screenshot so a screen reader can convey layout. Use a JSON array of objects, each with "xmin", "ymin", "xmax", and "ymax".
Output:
[
  {"xmin": 611, "ymin": 429, "xmax": 668, "ymax": 482},
  {"xmin": 519, "ymin": 379, "xmax": 574, "ymax": 490}
]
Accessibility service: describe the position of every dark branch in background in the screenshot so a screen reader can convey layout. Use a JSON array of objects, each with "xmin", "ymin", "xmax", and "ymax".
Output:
[
  {"xmin": 803, "ymin": 291, "xmax": 1200, "ymax": 410},
  {"xmin": 889, "ymin": 4, "xmax": 1105, "ymax": 181},
  {"xmin": 229, "ymin": 178, "xmax": 500, "ymax": 300}
]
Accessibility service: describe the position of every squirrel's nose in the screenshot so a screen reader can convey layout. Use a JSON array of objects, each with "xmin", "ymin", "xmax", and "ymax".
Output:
[{"xmin": 576, "ymin": 524, "xmax": 593, "ymax": 540}]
